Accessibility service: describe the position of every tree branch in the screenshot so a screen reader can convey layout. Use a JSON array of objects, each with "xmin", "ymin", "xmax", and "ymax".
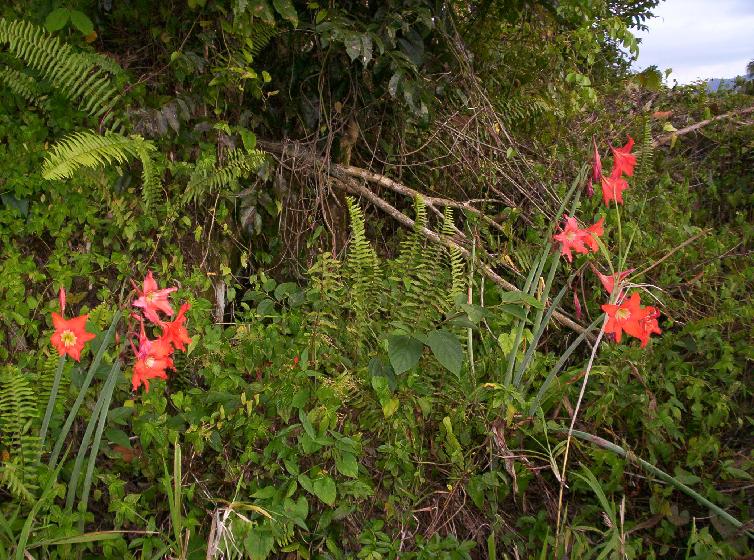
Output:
[{"xmin": 653, "ymin": 106, "xmax": 754, "ymax": 147}]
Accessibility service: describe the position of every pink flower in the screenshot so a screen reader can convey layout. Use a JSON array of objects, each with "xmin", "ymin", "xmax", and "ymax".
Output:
[
  {"xmin": 132, "ymin": 271, "xmax": 177, "ymax": 323},
  {"xmin": 553, "ymin": 216, "xmax": 605, "ymax": 262}
]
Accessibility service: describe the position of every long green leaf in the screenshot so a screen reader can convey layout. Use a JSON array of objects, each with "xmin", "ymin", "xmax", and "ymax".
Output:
[
  {"xmin": 564, "ymin": 429, "xmax": 754, "ymax": 539},
  {"xmin": 77, "ymin": 360, "xmax": 122, "ymax": 521},
  {"xmin": 49, "ymin": 310, "xmax": 121, "ymax": 468},
  {"xmin": 39, "ymin": 355, "xmax": 66, "ymax": 450}
]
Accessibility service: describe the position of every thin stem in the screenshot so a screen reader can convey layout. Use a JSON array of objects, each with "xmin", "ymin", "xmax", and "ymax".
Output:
[
  {"xmin": 39, "ymin": 356, "xmax": 66, "ymax": 451},
  {"xmin": 555, "ymin": 316, "xmax": 608, "ymax": 544}
]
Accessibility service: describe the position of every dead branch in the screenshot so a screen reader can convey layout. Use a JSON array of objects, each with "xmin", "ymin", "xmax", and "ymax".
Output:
[{"xmin": 653, "ymin": 106, "xmax": 754, "ymax": 147}]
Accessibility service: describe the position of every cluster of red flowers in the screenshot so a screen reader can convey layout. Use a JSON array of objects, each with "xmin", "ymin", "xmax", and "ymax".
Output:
[
  {"xmin": 553, "ymin": 137, "xmax": 661, "ymax": 348},
  {"xmin": 130, "ymin": 271, "xmax": 191, "ymax": 392},
  {"xmin": 598, "ymin": 136, "xmax": 637, "ymax": 206},
  {"xmin": 50, "ymin": 272, "xmax": 192, "ymax": 392},
  {"xmin": 51, "ymin": 287, "xmax": 96, "ymax": 362}
]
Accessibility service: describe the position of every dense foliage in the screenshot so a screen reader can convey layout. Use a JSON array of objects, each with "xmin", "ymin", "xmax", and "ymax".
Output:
[{"xmin": 0, "ymin": 1, "xmax": 752, "ymax": 559}]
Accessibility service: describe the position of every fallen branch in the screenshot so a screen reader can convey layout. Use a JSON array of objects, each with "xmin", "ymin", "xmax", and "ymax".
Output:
[{"xmin": 653, "ymin": 106, "xmax": 754, "ymax": 147}]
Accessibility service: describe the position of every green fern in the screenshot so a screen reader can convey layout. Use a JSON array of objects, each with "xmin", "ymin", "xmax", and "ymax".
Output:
[
  {"xmin": 0, "ymin": 367, "xmax": 40, "ymax": 502},
  {"xmin": 633, "ymin": 117, "xmax": 654, "ymax": 189},
  {"xmin": 183, "ymin": 148, "xmax": 267, "ymax": 205},
  {"xmin": 345, "ymin": 197, "xmax": 380, "ymax": 351},
  {"xmin": 0, "ymin": 67, "xmax": 46, "ymax": 108},
  {"xmin": 389, "ymin": 197, "xmax": 446, "ymax": 332},
  {"xmin": 0, "ymin": 18, "xmax": 123, "ymax": 129},
  {"xmin": 442, "ymin": 207, "xmax": 466, "ymax": 306},
  {"xmin": 41, "ymin": 130, "xmax": 162, "ymax": 209},
  {"xmin": 246, "ymin": 21, "xmax": 278, "ymax": 58}
]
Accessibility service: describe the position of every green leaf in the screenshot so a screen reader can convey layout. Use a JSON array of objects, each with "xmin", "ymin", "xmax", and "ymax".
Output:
[
  {"xmin": 69, "ymin": 10, "xmax": 94, "ymax": 35},
  {"xmin": 335, "ymin": 452, "xmax": 359, "ymax": 478},
  {"xmin": 426, "ymin": 329, "xmax": 463, "ymax": 377},
  {"xmin": 499, "ymin": 290, "xmax": 543, "ymax": 308},
  {"xmin": 249, "ymin": 0, "xmax": 275, "ymax": 24},
  {"xmin": 387, "ymin": 335, "xmax": 423, "ymax": 374},
  {"xmin": 244, "ymin": 526, "xmax": 275, "ymax": 560},
  {"xmin": 344, "ymin": 33, "xmax": 361, "ymax": 61},
  {"xmin": 382, "ymin": 398, "xmax": 400, "ymax": 418},
  {"xmin": 45, "ymin": 8, "xmax": 70, "ymax": 32},
  {"xmin": 272, "ymin": 0, "xmax": 298, "ymax": 26},
  {"xmin": 312, "ymin": 476, "xmax": 337, "ymax": 505}
]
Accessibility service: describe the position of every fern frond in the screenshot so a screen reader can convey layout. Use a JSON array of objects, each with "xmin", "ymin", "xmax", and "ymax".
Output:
[
  {"xmin": 246, "ymin": 22, "xmax": 278, "ymax": 58},
  {"xmin": 633, "ymin": 117, "xmax": 654, "ymax": 189},
  {"xmin": 0, "ymin": 367, "xmax": 39, "ymax": 500},
  {"xmin": 184, "ymin": 148, "xmax": 266, "ymax": 204},
  {"xmin": 0, "ymin": 66, "xmax": 46, "ymax": 108},
  {"xmin": 0, "ymin": 460, "xmax": 35, "ymax": 503},
  {"xmin": 42, "ymin": 130, "xmax": 155, "ymax": 180},
  {"xmin": 389, "ymin": 197, "xmax": 446, "ymax": 331},
  {"xmin": 442, "ymin": 207, "xmax": 465, "ymax": 305},
  {"xmin": 42, "ymin": 130, "xmax": 163, "ymax": 209},
  {"xmin": 345, "ymin": 197, "xmax": 380, "ymax": 351},
  {"xmin": 0, "ymin": 18, "xmax": 123, "ymax": 129}
]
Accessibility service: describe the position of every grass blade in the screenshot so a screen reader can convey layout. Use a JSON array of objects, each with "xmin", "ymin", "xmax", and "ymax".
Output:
[{"xmin": 39, "ymin": 356, "xmax": 66, "ymax": 451}]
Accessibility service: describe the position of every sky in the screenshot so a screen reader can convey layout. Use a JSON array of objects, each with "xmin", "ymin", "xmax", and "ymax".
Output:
[{"xmin": 633, "ymin": 0, "xmax": 754, "ymax": 84}]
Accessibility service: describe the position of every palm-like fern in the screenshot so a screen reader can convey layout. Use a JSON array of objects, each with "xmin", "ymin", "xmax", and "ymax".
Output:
[
  {"xmin": 41, "ymin": 130, "xmax": 162, "ymax": 209},
  {"xmin": 633, "ymin": 117, "xmax": 654, "ymax": 189},
  {"xmin": 183, "ymin": 148, "xmax": 267, "ymax": 205},
  {"xmin": 0, "ymin": 367, "xmax": 40, "ymax": 502},
  {"xmin": 0, "ymin": 18, "xmax": 123, "ymax": 129},
  {"xmin": 0, "ymin": 67, "xmax": 46, "ymax": 108}
]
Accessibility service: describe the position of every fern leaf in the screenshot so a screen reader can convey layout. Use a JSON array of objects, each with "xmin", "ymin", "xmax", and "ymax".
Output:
[
  {"xmin": 42, "ymin": 130, "xmax": 155, "ymax": 180},
  {"xmin": 183, "ymin": 148, "xmax": 266, "ymax": 204},
  {"xmin": 0, "ymin": 18, "xmax": 123, "ymax": 129}
]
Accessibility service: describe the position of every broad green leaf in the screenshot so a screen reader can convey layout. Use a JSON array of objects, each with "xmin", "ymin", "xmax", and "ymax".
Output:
[
  {"xmin": 426, "ymin": 329, "xmax": 463, "ymax": 377},
  {"xmin": 344, "ymin": 33, "xmax": 361, "ymax": 61},
  {"xmin": 244, "ymin": 526, "xmax": 275, "ymax": 560},
  {"xmin": 312, "ymin": 476, "xmax": 337, "ymax": 505},
  {"xmin": 382, "ymin": 397, "xmax": 400, "ymax": 418},
  {"xmin": 273, "ymin": 0, "xmax": 298, "ymax": 26},
  {"xmin": 45, "ymin": 8, "xmax": 69, "ymax": 32},
  {"xmin": 387, "ymin": 335, "xmax": 423, "ymax": 374},
  {"xmin": 335, "ymin": 451, "xmax": 359, "ymax": 478},
  {"xmin": 69, "ymin": 10, "xmax": 94, "ymax": 35}
]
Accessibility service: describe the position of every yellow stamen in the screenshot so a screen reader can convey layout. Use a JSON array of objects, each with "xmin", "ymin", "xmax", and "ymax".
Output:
[{"xmin": 60, "ymin": 330, "xmax": 77, "ymax": 347}]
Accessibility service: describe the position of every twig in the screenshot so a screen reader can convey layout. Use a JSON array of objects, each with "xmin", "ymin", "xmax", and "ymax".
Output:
[
  {"xmin": 635, "ymin": 229, "xmax": 709, "ymax": 277},
  {"xmin": 653, "ymin": 106, "xmax": 754, "ymax": 147}
]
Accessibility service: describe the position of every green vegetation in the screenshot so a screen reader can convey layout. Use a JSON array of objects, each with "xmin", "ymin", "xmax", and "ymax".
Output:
[{"xmin": 0, "ymin": 1, "xmax": 752, "ymax": 558}]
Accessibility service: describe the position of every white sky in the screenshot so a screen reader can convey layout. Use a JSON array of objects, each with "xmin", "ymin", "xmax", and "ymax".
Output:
[{"xmin": 634, "ymin": 0, "xmax": 754, "ymax": 84}]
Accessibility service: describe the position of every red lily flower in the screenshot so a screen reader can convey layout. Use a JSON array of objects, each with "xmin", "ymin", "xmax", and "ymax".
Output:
[
  {"xmin": 636, "ymin": 307, "xmax": 662, "ymax": 348},
  {"xmin": 602, "ymin": 292, "xmax": 661, "ymax": 346},
  {"xmin": 593, "ymin": 267, "xmax": 634, "ymax": 296},
  {"xmin": 611, "ymin": 136, "xmax": 636, "ymax": 177},
  {"xmin": 58, "ymin": 286, "xmax": 66, "ymax": 315},
  {"xmin": 132, "ymin": 334, "xmax": 174, "ymax": 392},
  {"xmin": 601, "ymin": 168, "xmax": 629, "ymax": 206},
  {"xmin": 159, "ymin": 302, "xmax": 192, "ymax": 352},
  {"xmin": 553, "ymin": 216, "xmax": 604, "ymax": 262},
  {"xmin": 132, "ymin": 271, "xmax": 177, "ymax": 323},
  {"xmin": 51, "ymin": 312, "xmax": 96, "ymax": 362}
]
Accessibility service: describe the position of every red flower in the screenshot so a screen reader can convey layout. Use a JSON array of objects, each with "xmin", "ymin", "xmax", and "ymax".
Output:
[
  {"xmin": 58, "ymin": 286, "xmax": 66, "ymax": 315},
  {"xmin": 132, "ymin": 335, "xmax": 174, "ymax": 392},
  {"xmin": 293, "ymin": 356, "xmax": 300, "ymax": 365},
  {"xmin": 601, "ymin": 292, "xmax": 661, "ymax": 346},
  {"xmin": 594, "ymin": 267, "xmax": 634, "ymax": 296},
  {"xmin": 636, "ymin": 307, "xmax": 662, "ymax": 348},
  {"xmin": 611, "ymin": 136, "xmax": 637, "ymax": 177},
  {"xmin": 159, "ymin": 302, "xmax": 192, "ymax": 352},
  {"xmin": 132, "ymin": 271, "xmax": 177, "ymax": 323},
  {"xmin": 51, "ymin": 312, "xmax": 96, "ymax": 362},
  {"xmin": 573, "ymin": 290, "xmax": 582, "ymax": 320},
  {"xmin": 601, "ymin": 168, "xmax": 629, "ymax": 206},
  {"xmin": 553, "ymin": 216, "xmax": 604, "ymax": 262}
]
